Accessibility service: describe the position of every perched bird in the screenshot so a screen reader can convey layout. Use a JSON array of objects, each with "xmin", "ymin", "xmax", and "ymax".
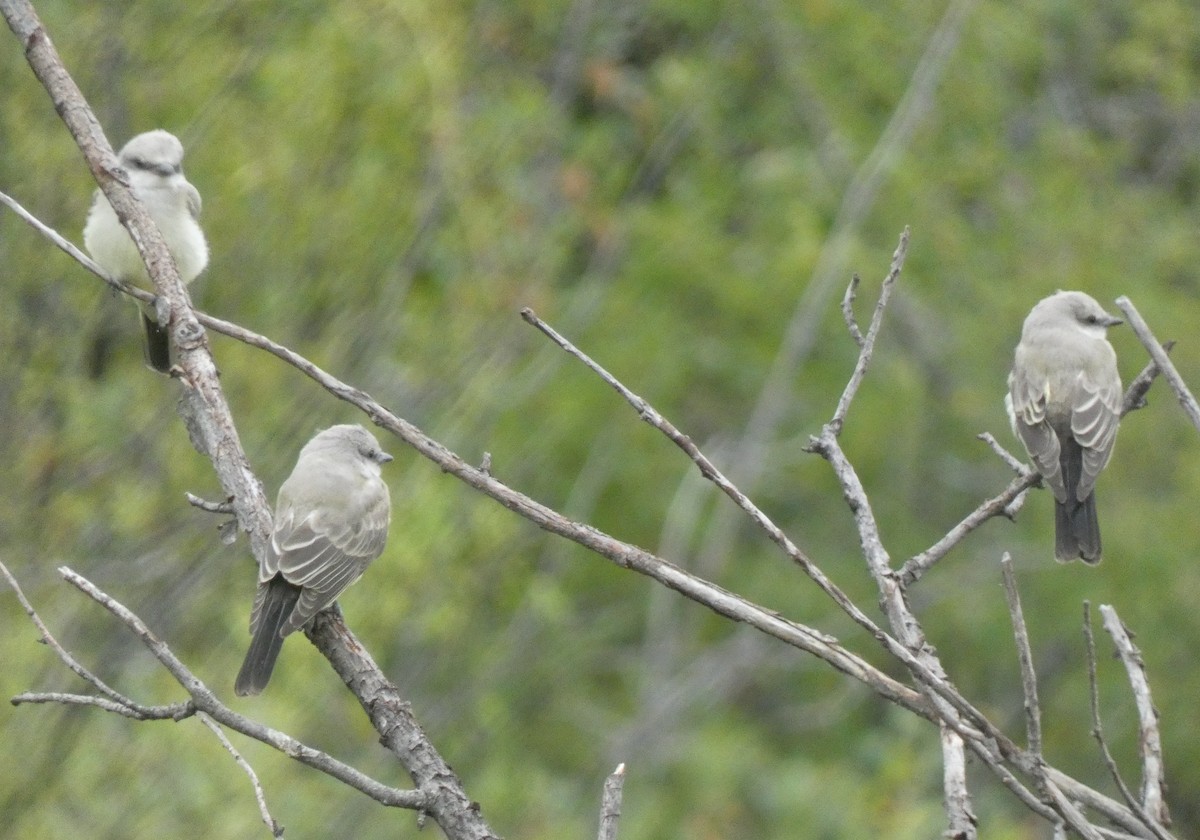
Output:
[
  {"xmin": 83, "ymin": 129, "xmax": 208, "ymax": 373},
  {"xmin": 1006, "ymin": 291, "xmax": 1123, "ymax": 563},
  {"xmin": 235, "ymin": 425, "xmax": 393, "ymax": 696}
]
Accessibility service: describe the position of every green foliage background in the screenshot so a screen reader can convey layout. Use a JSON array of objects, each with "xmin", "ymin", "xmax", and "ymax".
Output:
[{"xmin": 2, "ymin": 0, "xmax": 1199, "ymax": 837}]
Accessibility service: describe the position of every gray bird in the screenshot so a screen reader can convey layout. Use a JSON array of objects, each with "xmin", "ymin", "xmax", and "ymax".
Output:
[
  {"xmin": 83, "ymin": 129, "xmax": 208, "ymax": 373},
  {"xmin": 235, "ymin": 425, "xmax": 393, "ymax": 696},
  {"xmin": 1006, "ymin": 291, "xmax": 1122, "ymax": 563}
]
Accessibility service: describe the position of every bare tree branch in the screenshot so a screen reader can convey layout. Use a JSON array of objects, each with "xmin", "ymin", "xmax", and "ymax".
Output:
[
  {"xmin": 522, "ymin": 245, "xmax": 1164, "ymax": 835},
  {"xmin": 596, "ymin": 763, "xmax": 626, "ymax": 840},
  {"xmin": 1001, "ymin": 554, "xmax": 1042, "ymax": 756},
  {"xmin": 978, "ymin": 431, "xmax": 1033, "ymax": 475},
  {"xmin": 830, "ymin": 228, "xmax": 908, "ymax": 433},
  {"xmin": 0, "ymin": 559, "xmax": 181, "ymax": 718},
  {"xmin": 1084, "ymin": 604, "xmax": 1174, "ymax": 840},
  {"xmin": 1100, "ymin": 605, "xmax": 1172, "ymax": 829},
  {"xmin": 519, "ymin": 306, "xmax": 913, "ymax": 669},
  {"xmin": 900, "ymin": 472, "xmax": 1036, "ymax": 586},
  {"xmin": 7, "ymin": 564, "xmax": 429, "ymax": 810},
  {"xmin": 804, "ymin": 259, "xmax": 987, "ymax": 837},
  {"xmin": 195, "ymin": 711, "xmax": 283, "ymax": 838},
  {"xmin": 1115, "ymin": 296, "xmax": 1199, "ymax": 433},
  {"xmin": 840, "ymin": 273, "xmax": 865, "ymax": 348},
  {"xmin": 940, "ymin": 725, "xmax": 977, "ymax": 839},
  {"xmin": 0, "ymin": 187, "xmax": 143, "ymax": 299}
]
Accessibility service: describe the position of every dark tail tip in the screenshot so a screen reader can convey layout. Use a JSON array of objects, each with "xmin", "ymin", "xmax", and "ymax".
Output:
[
  {"xmin": 1054, "ymin": 495, "xmax": 1101, "ymax": 564},
  {"xmin": 234, "ymin": 624, "xmax": 286, "ymax": 696},
  {"xmin": 234, "ymin": 577, "xmax": 302, "ymax": 696},
  {"xmin": 142, "ymin": 310, "xmax": 172, "ymax": 374}
]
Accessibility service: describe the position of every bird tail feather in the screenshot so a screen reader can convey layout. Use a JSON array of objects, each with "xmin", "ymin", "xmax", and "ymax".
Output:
[
  {"xmin": 141, "ymin": 308, "xmax": 172, "ymax": 374},
  {"xmin": 234, "ymin": 577, "xmax": 301, "ymax": 696},
  {"xmin": 1054, "ymin": 436, "xmax": 1102, "ymax": 564}
]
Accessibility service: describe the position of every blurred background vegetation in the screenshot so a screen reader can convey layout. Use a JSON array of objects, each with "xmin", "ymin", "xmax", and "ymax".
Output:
[{"xmin": 2, "ymin": 0, "xmax": 1199, "ymax": 837}]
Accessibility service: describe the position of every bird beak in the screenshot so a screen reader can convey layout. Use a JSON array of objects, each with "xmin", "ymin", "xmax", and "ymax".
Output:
[
  {"xmin": 379, "ymin": 452, "xmax": 394, "ymax": 464},
  {"xmin": 1105, "ymin": 316, "xmax": 1124, "ymax": 328}
]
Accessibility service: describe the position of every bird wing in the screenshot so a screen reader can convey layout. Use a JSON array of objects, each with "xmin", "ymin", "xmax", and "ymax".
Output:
[
  {"xmin": 1071, "ymin": 369, "xmax": 1121, "ymax": 501},
  {"xmin": 266, "ymin": 491, "xmax": 391, "ymax": 635},
  {"xmin": 1007, "ymin": 367, "xmax": 1067, "ymax": 502}
]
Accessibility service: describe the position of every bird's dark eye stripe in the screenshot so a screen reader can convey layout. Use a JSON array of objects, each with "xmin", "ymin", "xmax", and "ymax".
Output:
[{"xmin": 124, "ymin": 156, "xmax": 182, "ymax": 176}]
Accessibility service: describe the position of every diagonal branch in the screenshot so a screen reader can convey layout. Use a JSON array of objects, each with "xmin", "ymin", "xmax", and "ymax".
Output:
[
  {"xmin": 1084, "ymin": 604, "xmax": 1174, "ymax": 840},
  {"xmin": 830, "ymin": 227, "xmax": 909, "ymax": 433},
  {"xmin": 1099, "ymin": 605, "xmax": 1172, "ymax": 829},
  {"xmin": 195, "ymin": 712, "xmax": 283, "ymax": 838},
  {"xmin": 1115, "ymin": 296, "xmax": 1199, "ymax": 433},
  {"xmin": 519, "ymin": 306, "xmax": 906, "ymax": 657},
  {"xmin": 596, "ymin": 763, "xmax": 626, "ymax": 840},
  {"xmin": 1001, "ymin": 554, "xmax": 1042, "ymax": 756}
]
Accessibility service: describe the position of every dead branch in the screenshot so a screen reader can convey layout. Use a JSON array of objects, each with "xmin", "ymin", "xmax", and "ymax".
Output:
[
  {"xmin": 1100, "ymin": 605, "xmax": 1171, "ymax": 828},
  {"xmin": 596, "ymin": 763, "xmax": 626, "ymax": 840},
  {"xmin": 1115, "ymin": 297, "xmax": 1197, "ymax": 431}
]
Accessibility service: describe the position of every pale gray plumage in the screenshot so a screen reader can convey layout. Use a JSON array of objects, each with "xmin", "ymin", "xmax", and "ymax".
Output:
[
  {"xmin": 83, "ymin": 130, "xmax": 208, "ymax": 373},
  {"xmin": 1005, "ymin": 291, "xmax": 1122, "ymax": 563},
  {"xmin": 235, "ymin": 425, "xmax": 392, "ymax": 696}
]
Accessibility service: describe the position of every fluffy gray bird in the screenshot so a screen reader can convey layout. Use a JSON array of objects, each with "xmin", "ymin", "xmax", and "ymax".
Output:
[
  {"xmin": 83, "ymin": 129, "xmax": 208, "ymax": 373},
  {"xmin": 1006, "ymin": 291, "xmax": 1122, "ymax": 563},
  {"xmin": 235, "ymin": 425, "xmax": 393, "ymax": 696}
]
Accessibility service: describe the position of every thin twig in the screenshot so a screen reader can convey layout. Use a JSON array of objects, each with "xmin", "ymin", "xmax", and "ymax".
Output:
[
  {"xmin": 0, "ymin": 188, "xmax": 148, "ymax": 301},
  {"xmin": 11, "ymin": 690, "xmax": 191, "ymax": 719},
  {"xmin": 185, "ymin": 492, "xmax": 235, "ymax": 514},
  {"xmin": 978, "ymin": 431, "xmax": 1031, "ymax": 474},
  {"xmin": 1120, "ymin": 341, "xmax": 1174, "ymax": 418},
  {"xmin": 196, "ymin": 712, "xmax": 283, "ymax": 838},
  {"xmin": 1040, "ymin": 779, "xmax": 1108, "ymax": 840},
  {"xmin": 1084, "ymin": 601, "xmax": 1135, "ymax": 801},
  {"xmin": 900, "ymin": 471, "xmax": 1037, "ymax": 586},
  {"xmin": 596, "ymin": 763, "xmax": 626, "ymax": 840},
  {"xmin": 1000, "ymin": 554, "xmax": 1042, "ymax": 756},
  {"xmin": 830, "ymin": 227, "xmax": 909, "ymax": 433},
  {"xmin": 841, "ymin": 274, "xmax": 865, "ymax": 348}
]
